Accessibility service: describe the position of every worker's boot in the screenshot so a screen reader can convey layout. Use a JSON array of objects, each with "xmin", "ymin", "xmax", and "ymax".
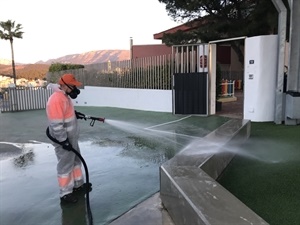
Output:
[
  {"xmin": 60, "ymin": 193, "xmax": 78, "ymax": 203},
  {"xmin": 73, "ymin": 182, "xmax": 92, "ymax": 194}
]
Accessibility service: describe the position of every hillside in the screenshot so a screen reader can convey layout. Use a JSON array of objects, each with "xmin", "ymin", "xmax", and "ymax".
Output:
[
  {"xmin": 36, "ymin": 50, "xmax": 130, "ymax": 64},
  {"xmin": 0, "ymin": 64, "xmax": 50, "ymax": 80},
  {"xmin": 0, "ymin": 49, "xmax": 130, "ymax": 79}
]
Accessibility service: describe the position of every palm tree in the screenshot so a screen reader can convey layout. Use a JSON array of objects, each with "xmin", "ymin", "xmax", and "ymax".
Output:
[{"xmin": 0, "ymin": 20, "xmax": 24, "ymax": 86}]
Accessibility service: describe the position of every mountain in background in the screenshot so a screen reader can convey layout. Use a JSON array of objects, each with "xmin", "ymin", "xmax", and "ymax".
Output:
[
  {"xmin": 35, "ymin": 50, "xmax": 130, "ymax": 64},
  {"xmin": 0, "ymin": 49, "xmax": 130, "ymax": 80}
]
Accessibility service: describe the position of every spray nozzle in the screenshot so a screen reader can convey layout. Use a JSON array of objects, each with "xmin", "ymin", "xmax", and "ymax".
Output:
[
  {"xmin": 84, "ymin": 115, "xmax": 105, "ymax": 126},
  {"xmin": 98, "ymin": 117, "xmax": 105, "ymax": 123}
]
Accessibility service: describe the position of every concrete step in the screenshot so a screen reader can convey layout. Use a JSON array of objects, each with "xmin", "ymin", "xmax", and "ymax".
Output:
[{"xmin": 160, "ymin": 119, "xmax": 269, "ymax": 225}]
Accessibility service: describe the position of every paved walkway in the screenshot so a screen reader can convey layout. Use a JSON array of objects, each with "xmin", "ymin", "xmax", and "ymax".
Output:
[
  {"xmin": 110, "ymin": 192, "xmax": 175, "ymax": 225},
  {"xmin": 109, "ymin": 96, "xmax": 247, "ymax": 225},
  {"xmin": 110, "ymin": 95, "xmax": 300, "ymax": 225},
  {"xmin": 217, "ymin": 90, "xmax": 244, "ymax": 119},
  {"xmin": 0, "ymin": 107, "xmax": 229, "ymax": 225}
]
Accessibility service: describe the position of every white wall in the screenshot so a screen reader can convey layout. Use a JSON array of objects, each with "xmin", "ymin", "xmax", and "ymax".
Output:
[
  {"xmin": 244, "ymin": 35, "xmax": 278, "ymax": 122},
  {"xmin": 73, "ymin": 86, "xmax": 173, "ymax": 112}
]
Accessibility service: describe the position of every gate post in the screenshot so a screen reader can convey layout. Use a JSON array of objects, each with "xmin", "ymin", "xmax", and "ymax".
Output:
[{"xmin": 209, "ymin": 44, "xmax": 217, "ymax": 115}]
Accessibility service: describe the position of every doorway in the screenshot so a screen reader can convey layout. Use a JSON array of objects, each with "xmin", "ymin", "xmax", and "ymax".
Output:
[{"xmin": 209, "ymin": 36, "xmax": 246, "ymax": 119}]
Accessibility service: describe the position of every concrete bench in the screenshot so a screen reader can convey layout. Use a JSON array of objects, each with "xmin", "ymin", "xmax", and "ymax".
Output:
[{"xmin": 160, "ymin": 119, "xmax": 269, "ymax": 225}]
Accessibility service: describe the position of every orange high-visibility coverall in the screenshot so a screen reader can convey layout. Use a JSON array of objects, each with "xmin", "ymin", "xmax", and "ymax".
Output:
[{"xmin": 46, "ymin": 84, "xmax": 84, "ymax": 197}]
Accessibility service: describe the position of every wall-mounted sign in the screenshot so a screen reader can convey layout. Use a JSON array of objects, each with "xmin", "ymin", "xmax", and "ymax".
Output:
[{"xmin": 199, "ymin": 55, "xmax": 208, "ymax": 68}]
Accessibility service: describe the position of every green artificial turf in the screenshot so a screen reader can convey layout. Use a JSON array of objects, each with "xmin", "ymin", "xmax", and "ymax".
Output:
[{"xmin": 218, "ymin": 122, "xmax": 300, "ymax": 225}]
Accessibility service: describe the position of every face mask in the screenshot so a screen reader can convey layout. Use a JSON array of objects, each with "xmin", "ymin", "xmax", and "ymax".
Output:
[
  {"xmin": 68, "ymin": 87, "xmax": 80, "ymax": 99},
  {"xmin": 61, "ymin": 77, "xmax": 81, "ymax": 99}
]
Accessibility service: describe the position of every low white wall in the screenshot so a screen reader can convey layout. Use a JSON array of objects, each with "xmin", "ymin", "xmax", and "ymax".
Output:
[{"xmin": 73, "ymin": 86, "xmax": 173, "ymax": 112}]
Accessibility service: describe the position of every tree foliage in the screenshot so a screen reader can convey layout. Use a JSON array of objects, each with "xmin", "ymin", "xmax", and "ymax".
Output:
[
  {"xmin": 159, "ymin": 0, "xmax": 289, "ymax": 64},
  {"xmin": 0, "ymin": 20, "xmax": 24, "ymax": 85}
]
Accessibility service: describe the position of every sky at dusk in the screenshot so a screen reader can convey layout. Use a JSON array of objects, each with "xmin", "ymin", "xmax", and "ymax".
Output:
[{"xmin": 0, "ymin": 0, "xmax": 181, "ymax": 64}]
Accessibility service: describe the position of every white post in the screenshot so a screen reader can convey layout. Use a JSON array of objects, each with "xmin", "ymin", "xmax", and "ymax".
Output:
[{"xmin": 208, "ymin": 44, "xmax": 217, "ymax": 115}]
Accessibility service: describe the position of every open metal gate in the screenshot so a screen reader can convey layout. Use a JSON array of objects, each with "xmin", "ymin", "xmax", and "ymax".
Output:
[{"xmin": 172, "ymin": 44, "xmax": 209, "ymax": 115}]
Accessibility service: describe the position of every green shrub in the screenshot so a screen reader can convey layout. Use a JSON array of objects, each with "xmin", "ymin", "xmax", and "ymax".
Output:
[{"xmin": 48, "ymin": 63, "xmax": 84, "ymax": 72}]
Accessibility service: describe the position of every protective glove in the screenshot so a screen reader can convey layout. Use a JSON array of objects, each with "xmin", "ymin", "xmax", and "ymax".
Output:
[
  {"xmin": 75, "ymin": 111, "xmax": 86, "ymax": 120},
  {"xmin": 61, "ymin": 139, "xmax": 73, "ymax": 151}
]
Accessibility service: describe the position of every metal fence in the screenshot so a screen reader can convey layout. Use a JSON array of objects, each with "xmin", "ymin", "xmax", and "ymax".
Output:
[
  {"xmin": 2, "ymin": 53, "xmax": 244, "ymax": 112},
  {"xmin": 47, "ymin": 54, "xmax": 173, "ymax": 90},
  {"xmin": 0, "ymin": 87, "xmax": 52, "ymax": 112},
  {"xmin": 172, "ymin": 44, "xmax": 209, "ymax": 73}
]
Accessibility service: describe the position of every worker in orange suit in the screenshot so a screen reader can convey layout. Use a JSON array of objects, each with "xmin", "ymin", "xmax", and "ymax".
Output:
[{"xmin": 46, "ymin": 73, "xmax": 91, "ymax": 204}]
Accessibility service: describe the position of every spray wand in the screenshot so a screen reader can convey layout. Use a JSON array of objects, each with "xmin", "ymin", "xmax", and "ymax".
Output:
[{"xmin": 75, "ymin": 111, "xmax": 105, "ymax": 126}]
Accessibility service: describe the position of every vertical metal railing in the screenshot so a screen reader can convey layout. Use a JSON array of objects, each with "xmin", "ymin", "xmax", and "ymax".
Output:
[
  {"xmin": 172, "ymin": 44, "xmax": 208, "ymax": 74},
  {"xmin": 0, "ymin": 87, "xmax": 52, "ymax": 112},
  {"xmin": 47, "ymin": 55, "xmax": 173, "ymax": 90}
]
